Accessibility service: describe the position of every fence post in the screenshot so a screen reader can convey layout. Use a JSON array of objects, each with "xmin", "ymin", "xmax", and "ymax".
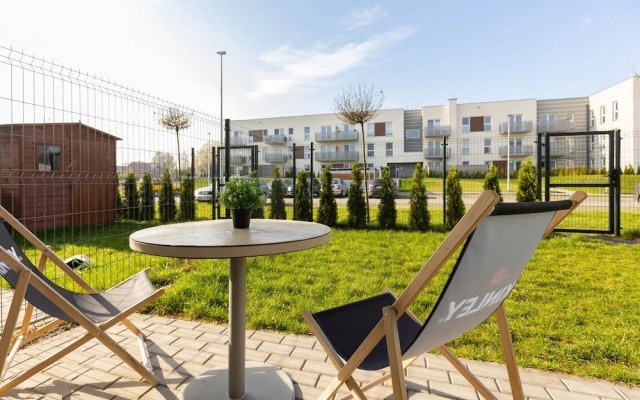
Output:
[
  {"xmin": 212, "ymin": 145, "xmax": 216, "ymax": 220},
  {"xmin": 614, "ymin": 129, "xmax": 621, "ymax": 236},
  {"xmin": 536, "ymin": 132, "xmax": 542, "ymax": 201},
  {"xmin": 225, "ymin": 119, "xmax": 231, "ymax": 218},
  {"xmin": 310, "ymin": 142, "xmax": 314, "ymax": 218},
  {"xmin": 292, "ymin": 143, "xmax": 297, "ymax": 219},
  {"xmin": 442, "ymin": 135, "xmax": 447, "ymax": 226},
  {"xmin": 544, "ymin": 133, "xmax": 551, "ymax": 202}
]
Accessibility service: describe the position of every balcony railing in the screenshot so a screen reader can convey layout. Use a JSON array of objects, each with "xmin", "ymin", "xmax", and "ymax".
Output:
[
  {"xmin": 229, "ymin": 155, "xmax": 246, "ymax": 164},
  {"xmin": 541, "ymin": 145, "xmax": 573, "ymax": 157},
  {"xmin": 315, "ymin": 150, "xmax": 359, "ymax": 162},
  {"xmin": 499, "ymin": 121, "xmax": 533, "ymax": 134},
  {"xmin": 230, "ymin": 136, "xmax": 246, "ymax": 145},
  {"xmin": 499, "ymin": 145, "xmax": 534, "ymax": 157},
  {"xmin": 424, "ymin": 125, "xmax": 450, "ymax": 137},
  {"xmin": 314, "ymin": 130, "xmax": 359, "ymax": 142},
  {"xmin": 537, "ymin": 119, "xmax": 575, "ymax": 133},
  {"xmin": 264, "ymin": 152, "xmax": 289, "ymax": 163},
  {"xmin": 264, "ymin": 135, "xmax": 287, "ymax": 145},
  {"xmin": 424, "ymin": 148, "xmax": 450, "ymax": 159}
]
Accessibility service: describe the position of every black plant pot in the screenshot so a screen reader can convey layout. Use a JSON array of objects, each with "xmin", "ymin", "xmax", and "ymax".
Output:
[{"xmin": 231, "ymin": 209, "xmax": 252, "ymax": 229}]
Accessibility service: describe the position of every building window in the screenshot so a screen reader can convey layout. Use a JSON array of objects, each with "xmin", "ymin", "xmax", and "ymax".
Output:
[
  {"xmin": 274, "ymin": 128, "xmax": 284, "ymax": 135},
  {"xmin": 304, "ymin": 146, "xmax": 310, "ymax": 159},
  {"xmin": 612, "ymin": 101, "xmax": 618, "ymax": 121},
  {"xmin": 304, "ymin": 164, "xmax": 310, "ymax": 172},
  {"xmin": 406, "ymin": 129, "xmax": 420, "ymax": 139},
  {"xmin": 367, "ymin": 143, "xmax": 374, "ymax": 157},
  {"xmin": 484, "ymin": 116, "xmax": 492, "ymax": 131},
  {"xmin": 385, "ymin": 122, "xmax": 393, "ymax": 136},
  {"xmin": 462, "ymin": 139, "xmax": 469, "ymax": 155},
  {"xmin": 484, "ymin": 139, "xmax": 491, "ymax": 154},
  {"xmin": 320, "ymin": 125, "xmax": 331, "ymax": 134},
  {"xmin": 367, "ymin": 123, "xmax": 374, "ymax": 137},
  {"xmin": 462, "ymin": 117, "xmax": 470, "ymax": 133},
  {"xmin": 600, "ymin": 106, "xmax": 605, "ymax": 124},
  {"xmin": 386, "ymin": 142, "xmax": 393, "ymax": 156},
  {"xmin": 288, "ymin": 128, "xmax": 294, "ymax": 139},
  {"xmin": 539, "ymin": 114, "xmax": 556, "ymax": 131},
  {"xmin": 304, "ymin": 127, "xmax": 310, "ymax": 140},
  {"xmin": 590, "ymin": 110, "xmax": 595, "ymax": 128},
  {"xmin": 38, "ymin": 145, "xmax": 61, "ymax": 171},
  {"xmin": 426, "ymin": 119, "xmax": 441, "ymax": 136}
]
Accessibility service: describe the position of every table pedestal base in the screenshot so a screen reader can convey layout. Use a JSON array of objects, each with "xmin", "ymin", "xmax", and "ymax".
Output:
[{"xmin": 177, "ymin": 361, "xmax": 295, "ymax": 400}]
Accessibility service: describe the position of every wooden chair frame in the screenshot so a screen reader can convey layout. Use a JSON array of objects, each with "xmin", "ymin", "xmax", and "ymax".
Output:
[
  {"xmin": 0, "ymin": 206, "xmax": 165, "ymax": 395},
  {"xmin": 303, "ymin": 190, "xmax": 587, "ymax": 400}
]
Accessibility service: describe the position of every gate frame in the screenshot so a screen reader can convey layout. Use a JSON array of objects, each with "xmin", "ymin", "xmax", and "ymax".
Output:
[{"xmin": 537, "ymin": 130, "xmax": 621, "ymax": 235}]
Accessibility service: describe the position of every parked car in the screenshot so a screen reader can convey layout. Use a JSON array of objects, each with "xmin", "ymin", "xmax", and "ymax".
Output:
[
  {"xmin": 257, "ymin": 178, "xmax": 270, "ymax": 198},
  {"xmin": 138, "ymin": 178, "xmax": 179, "ymax": 197},
  {"xmin": 287, "ymin": 178, "xmax": 320, "ymax": 197},
  {"xmin": 195, "ymin": 185, "xmax": 214, "ymax": 202},
  {"xmin": 268, "ymin": 179, "xmax": 293, "ymax": 197},
  {"xmin": 634, "ymin": 183, "xmax": 640, "ymax": 202},
  {"xmin": 367, "ymin": 178, "xmax": 397, "ymax": 198},
  {"xmin": 331, "ymin": 179, "xmax": 348, "ymax": 197}
]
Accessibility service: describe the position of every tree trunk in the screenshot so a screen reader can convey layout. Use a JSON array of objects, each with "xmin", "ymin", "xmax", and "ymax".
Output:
[
  {"xmin": 360, "ymin": 122, "xmax": 370, "ymax": 223},
  {"xmin": 175, "ymin": 128, "xmax": 181, "ymax": 180}
]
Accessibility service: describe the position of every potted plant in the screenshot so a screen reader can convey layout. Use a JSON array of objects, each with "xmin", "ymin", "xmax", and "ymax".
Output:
[{"xmin": 219, "ymin": 175, "xmax": 265, "ymax": 228}]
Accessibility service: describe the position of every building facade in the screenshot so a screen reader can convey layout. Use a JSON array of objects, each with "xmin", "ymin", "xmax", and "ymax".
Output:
[{"xmin": 233, "ymin": 77, "xmax": 639, "ymax": 178}]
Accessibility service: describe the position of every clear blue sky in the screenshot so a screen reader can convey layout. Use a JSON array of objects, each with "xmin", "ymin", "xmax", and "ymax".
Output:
[{"xmin": 2, "ymin": 0, "xmax": 639, "ymax": 120}]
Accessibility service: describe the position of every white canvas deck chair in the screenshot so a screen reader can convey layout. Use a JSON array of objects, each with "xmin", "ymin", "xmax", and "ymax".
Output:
[
  {"xmin": 0, "ymin": 205, "xmax": 165, "ymax": 395},
  {"xmin": 303, "ymin": 190, "xmax": 587, "ymax": 400}
]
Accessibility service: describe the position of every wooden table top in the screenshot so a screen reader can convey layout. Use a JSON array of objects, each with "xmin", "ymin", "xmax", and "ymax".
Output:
[{"xmin": 129, "ymin": 219, "xmax": 331, "ymax": 259}]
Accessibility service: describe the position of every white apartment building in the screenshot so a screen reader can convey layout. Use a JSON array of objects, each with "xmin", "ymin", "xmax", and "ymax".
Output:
[{"xmin": 233, "ymin": 76, "xmax": 640, "ymax": 178}]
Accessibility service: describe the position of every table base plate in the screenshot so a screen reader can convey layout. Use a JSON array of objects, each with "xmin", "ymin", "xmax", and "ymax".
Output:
[{"xmin": 177, "ymin": 361, "xmax": 295, "ymax": 400}]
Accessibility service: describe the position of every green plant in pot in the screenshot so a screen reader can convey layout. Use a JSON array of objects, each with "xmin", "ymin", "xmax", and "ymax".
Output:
[{"xmin": 219, "ymin": 175, "xmax": 265, "ymax": 228}]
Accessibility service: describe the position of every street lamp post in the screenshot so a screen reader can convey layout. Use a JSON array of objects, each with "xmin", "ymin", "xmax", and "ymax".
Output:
[
  {"xmin": 507, "ymin": 114, "xmax": 511, "ymax": 192},
  {"xmin": 217, "ymin": 50, "xmax": 226, "ymax": 156}
]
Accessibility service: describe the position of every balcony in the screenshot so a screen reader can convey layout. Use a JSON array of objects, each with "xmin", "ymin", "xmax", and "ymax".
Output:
[
  {"xmin": 537, "ymin": 119, "xmax": 575, "ymax": 133},
  {"xmin": 315, "ymin": 150, "xmax": 359, "ymax": 162},
  {"xmin": 499, "ymin": 121, "xmax": 533, "ymax": 134},
  {"xmin": 499, "ymin": 145, "xmax": 534, "ymax": 157},
  {"xmin": 229, "ymin": 155, "xmax": 247, "ymax": 164},
  {"xmin": 230, "ymin": 136, "xmax": 246, "ymax": 145},
  {"xmin": 542, "ymin": 145, "xmax": 573, "ymax": 157},
  {"xmin": 424, "ymin": 148, "xmax": 450, "ymax": 159},
  {"xmin": 264, "ymin": 151, "xmax": 289, "ymax": 163},
  {"xmin": 264, "ymin": 134, "xmax": 287, "ymax": 145},
  {"xmin": 314, "ymin": 130, "xmax": 359, "ymax": 142},
  {"xmin": 424, "ymin": 125, "xmax": 450, "ymax": 137}
]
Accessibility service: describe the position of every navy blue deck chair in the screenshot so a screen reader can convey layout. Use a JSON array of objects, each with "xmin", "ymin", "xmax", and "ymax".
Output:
[
  {"xmin": 0, "ymin": 205, "xmax": 165, "ymax": 395},
  {"xmin": 303, "ymin": 190, "xmax": 587, "ymax": 400}
]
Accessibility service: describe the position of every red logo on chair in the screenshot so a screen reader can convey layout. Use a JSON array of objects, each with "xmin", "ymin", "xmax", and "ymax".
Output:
[{"xmin": 485, "ymin": 268, "xmax": 508, "ymax": 289}]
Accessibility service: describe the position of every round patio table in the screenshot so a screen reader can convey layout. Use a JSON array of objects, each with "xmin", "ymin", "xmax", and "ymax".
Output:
[{"xmin": 130, "ymin": 219, "xmax": 331, "ymax": 400}]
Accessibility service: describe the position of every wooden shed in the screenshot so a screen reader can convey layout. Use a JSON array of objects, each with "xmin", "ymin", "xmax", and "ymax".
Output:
[{"xmin": 0, "ymin": 122, "xmax": 120, "ymax": 232}]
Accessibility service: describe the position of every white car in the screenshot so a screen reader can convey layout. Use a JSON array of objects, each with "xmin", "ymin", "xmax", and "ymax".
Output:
[
  {"xmin": 332, "ymin": 179, "xmax": 348, "ymax": 197},
  {"xmin": 195, "ymin": 185, "xmax": 214, "ymax": 202}
]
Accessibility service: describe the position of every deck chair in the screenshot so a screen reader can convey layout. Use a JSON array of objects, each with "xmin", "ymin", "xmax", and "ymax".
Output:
[
  {"xmin": 303, "ymin": 190, "xmax": 587, "ymax": 400},
  {"xmin": 0, "ymin": 205, "xmax": 165, "ymax": 395}
]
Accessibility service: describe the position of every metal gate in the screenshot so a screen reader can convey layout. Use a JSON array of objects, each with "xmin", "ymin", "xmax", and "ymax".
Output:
[
  {"xmin": 537, "ymin": 130, "xmax": 621, "ymax": 234},
  {"xmin": 213, "ymin": 144, "xmax": 259, "ymax": 219}
]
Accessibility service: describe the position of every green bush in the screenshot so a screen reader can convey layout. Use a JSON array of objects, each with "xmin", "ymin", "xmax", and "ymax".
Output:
[
  {"xmin": 124, "ymin": 173, "xmax": 140, "ymax": 220},
  {"xmin": 483, "ymin": 164, "xmax": 503, "ymax": 201},
  {"xmin": 316, "ymin": 166, "xmax": 338, "ymax": 227},
  {"xmin": 140, "ymin": 172, "xmax": 155, "ymax": 221},
  {"xmin": 600, "ymin": 166, "xmax": 607, "ymax": 175},
  {"xmin": 179, "ymin": 171, "xmax": 195, "ymax": 221},
  {"xmin": 445, "ymin": 166, "xmax": 465, "ymax": 229},
  {"xmin": 377, "ymin": 166, "xmax": 396, "ymax": 229},
  {"xmin": 115, "ymin": 177, "xmax": 124, "ymax": 220},
  {"xmin": 346, "ymin": 162, "xmax": 366, "ymax": 228},
  {"xmin": 249, "ymin": 171, "xmax": 265, "ymax": 218},
  {"xmin": 294, "ymin": 171, "xmax": 312, "ymax": 222},
  {"xmin": 269, "ymin": 167, "xmax": 287, "ymax": 219},
  {"xmin": 409, "ymin": 163, "xmax": 430, "ymax": 232},
  {"xmin": 159, "ymin": 169, "xmax": 177, "ymax": 223},
  {"xmin": 516, "ymin": 158, "xmax": 538, "ymax": 202}
]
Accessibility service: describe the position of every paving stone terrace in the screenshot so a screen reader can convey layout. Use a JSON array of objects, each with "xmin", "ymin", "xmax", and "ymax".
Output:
[{"xmin": 2, "ymin": 313, "xmax": 639, "ymax": 400}]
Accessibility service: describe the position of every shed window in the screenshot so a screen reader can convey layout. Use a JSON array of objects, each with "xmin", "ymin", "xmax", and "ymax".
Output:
[{"xmin": 38, "ymin": 145, "xmax": 61, "ymax": 171}]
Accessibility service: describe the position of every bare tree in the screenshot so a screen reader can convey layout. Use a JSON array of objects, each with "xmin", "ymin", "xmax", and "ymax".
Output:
[
  {"xmin": 333, "ymin": 83, "xmax": 384, "ymax": 222},
  {"xmin": 159, "ymin": 107, "xmax": 191, "ymax": 179}
]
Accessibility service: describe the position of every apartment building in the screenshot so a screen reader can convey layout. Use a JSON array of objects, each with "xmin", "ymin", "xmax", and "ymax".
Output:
[{"xmin": 233, "ymin": 76, "xmax": 639, "ymax": 178}]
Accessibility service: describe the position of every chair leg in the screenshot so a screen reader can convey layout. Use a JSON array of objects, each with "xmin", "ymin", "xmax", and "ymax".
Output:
[
  {"xmin": 496, "ymin": 304, "xmax": 524, "ymax": 400},
  {"xmin": 437, "ymin": 345, "xmax": 496, "ymax": 400},
  {"xmin": 382, "ymin": 306, "xmax": 407, "ymax": 400},
  {"xmin": 0, "ymin": 270, "xmax": 31, "ymax": 383}
]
